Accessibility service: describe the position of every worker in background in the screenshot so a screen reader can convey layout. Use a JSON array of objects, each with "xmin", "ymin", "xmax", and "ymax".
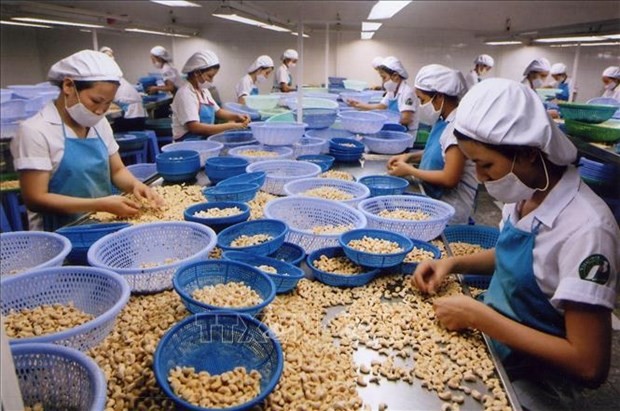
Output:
[
  {"xmin": 413, "ymin": 78, "xmax": 619, "ymax": 410},
  {"xmin": 171, "ymin": 51, "xmax": 250, "ymax": 141},
  {"xmin": 99, "ymin": 46, "xmax": 146, "ymax": 132},
  {"xmin": 387, "ymin": 64, "xmax": 477, "ymax": 224},
  {"xmin": 10, "ymin": 50, "xmax": 161, "ymax": 231},
  {"xmin": 147, "ymin": 45, "xmax": 184, "ymax": 95},
  {"xmin": 522, "ymin": 57, "xmax": 551, "ymax": 90},
  {"xmin": 273, "ymin": 49, "xmax": 298, "ymax": 93},
  {"xmin": 370, "ymin": 56, "xmax": 388, "ymax": 90},
  {"xmin": 464, "ymin": 54, "xmax": 494, "ymax": 91},
  {"xmin": 235, "ymin": 55, "xmax": 274, "ymax": 105},
  {"xmin": 549, "ymin": 63, "xmax": 571, "ymax": 102},
  {"xmin": 347, "ymin": 56, "xmax": 419, "ymax": 134},
  {"xmin": 601, "ymin": 66, "xmax": 620, "ymax": 100}
]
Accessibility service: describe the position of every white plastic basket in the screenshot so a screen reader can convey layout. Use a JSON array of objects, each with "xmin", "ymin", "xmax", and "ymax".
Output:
[
  {"xmin": 283, "ymin": 178, "xmax": 370, "ymax": 207},
  {"xmin": 228, "ymin": 144, "xmax": 294, "ymax": 163},
  {"xmin": 246, "ymin": 160, "xmax": 322, "ymax": 195},
  {"xmin": 249, "ymin": 121, "xmax": 307, "ymax": 146}
]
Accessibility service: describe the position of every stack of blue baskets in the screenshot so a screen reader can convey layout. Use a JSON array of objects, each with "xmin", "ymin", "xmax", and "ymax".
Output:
[
  {"xmin": 329, "ymin": 137, "xmax": 365, "ymax": 162},
  {"xmin": 578, "ymin": 157, "xmax": 618, "ymax": 189}
]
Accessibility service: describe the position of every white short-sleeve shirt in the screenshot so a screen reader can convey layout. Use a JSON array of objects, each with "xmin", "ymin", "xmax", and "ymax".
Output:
[
  {"xmin": 602, "ymin": 84, "xmax": 620, "ymax": 101},
  {"xmin": 464, "ymin": 69, "xmax": 480, "ymax": 91},
  {"xmin": 499, "ymin": 166, "xmax": 619, "ymax": 312},
  {"xmin": 115, "ymin": 78, "xmax": 145, "ymax": 119},
  {"xmin": 380, "ymin": 81, "xmax": 419, "ymax": 132},
  {"xmin": 235, "ymin": 74, "xmax": 256, "ymax": 99},
  {"xmin": 161, "ymin": 62, "xmax": 185, "ymax": 89},
  {"xmin": 171, "ymin": 83, "xmax": 220, "ymax": 140},
  {"xmin": 273, "ymin": 64, "xmax": 291, "ymax": 91}
]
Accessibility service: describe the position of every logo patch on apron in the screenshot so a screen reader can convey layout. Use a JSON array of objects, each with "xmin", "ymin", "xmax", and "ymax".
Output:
[{"xmin": 578, "ymin": 254, "xmax": 610, "ymax": 285}]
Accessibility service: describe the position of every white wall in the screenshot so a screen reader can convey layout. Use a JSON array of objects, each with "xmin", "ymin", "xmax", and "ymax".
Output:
[{"xmin": 0, "ymin": 26, "xmax": 45, "ymax": 85}]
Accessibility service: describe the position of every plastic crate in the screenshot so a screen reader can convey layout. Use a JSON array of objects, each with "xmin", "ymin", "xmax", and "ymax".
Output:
[
  {"xmin": 249, "ymin": 121, "xmax": 307, "ymax": 146},
  {"xmin": 307, "ymin": 246, "xmax": 380, "ymax": 287},
  {"xmin": 338, "ymin": 111, "xmax": 387, "ymax": 135},
  {"xmin": 217, "ymin": 219, "xmax": 288, "ymax": 256},
  {"xmin": 359, "ymin": 175, "xmax": 410, "ymax": 197},
  {"xmin": 246, "ymin": 160, "xmax": 322, "ymax": 195},
  {"xmin": 1, "ymin": 232, "xmax": 71, "ymax": 277},
  {"xmin": 558, "ymin": 102, "xmax": 617, "ymax": 124},
  {"xmin": 268, "ymin": 242, "xmax": 306, "ymax": 267},
  {"xmin": 363, "ymin": 130, "xmax": 415, "ymax": 154},
  {"xmin": 283, "ymin": 177, "xmax": 370, "ymax": 208},
  {"xmin": 56, "ymin": 223, "xmax": 131, "ymax": 265},
  {"xmin": 202, "ymin": 183, "xmax": 260, "ymax": 203},
  {"xmin": 339, "ymin": 229, "xmax": 413, "ymax": 268},
  {"xmin": 161, "ymin": 140, "xmax": 223, "ymax": 167},
  {"xmin": 222, "ymin": 251, "xmax": 304, "ymax": 293},
  {"xmin": 183, "ymin": 201, "xmax": 250, "ymax": 233}
]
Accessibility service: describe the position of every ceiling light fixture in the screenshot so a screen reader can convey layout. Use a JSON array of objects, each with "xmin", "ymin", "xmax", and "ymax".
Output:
[
  {"xmin": 362, "ymin": 22, "xmax": 382, "ymax": 31},
  {"xmin": 603, "ymin": 33, "xmax": 620, "ymax": 40},
  {"xmin": 485, "ymin": 40, "xmax": 522, "ymax": 46},
  {"xmin": 149, "ymin": 0, "xmax": 201, "ymax": 6},
  {"xmin": 291, "ymin": 31, "xmax": 310, "ymax": 38},
  {"xmin": 368, "ymin": 1, "xmax": 412, "ymax": 20},
  {"xmin": 125, "ymin": 28, "xmax": 191, "ymax": 38},
  {"xmin": 550, "ymin": 41, "xmax": 620, "ymax": 48},
  {"xmin": 535, "ymin": 35, "xmax": 606, "ymax": 43},
  {"xmin": 361, "ymin": 32, "xmax": 375, "ymax": 40},
  {"xmin": 1, "ymin": 20, "xmax": 51, "ymax": 28},
  {"xmin": 212, "ymin": 11, "xmax": 290, "ymax": 33},
  {"xmin": 12, "ymin": 17, "xmax": 104, "ymax": 28}
]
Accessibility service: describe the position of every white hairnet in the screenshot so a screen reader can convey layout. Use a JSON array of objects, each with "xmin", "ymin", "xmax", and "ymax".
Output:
[
  {"xmin": 550, "ymin": 63, "xmax": 567, "ymax": 75},
  {"xmin": 48, "ymin": 49, "xmax": 123, "ymax": 82},
  {"xmin": 150, "ymin": 45, "xmax": 172, "ymax": 62},
  {"xmin": 454, "ymin": 78, "xmax": 577, "ymax": 166},
  {"xmin": 247, "ymin": 55, "xmax": 274, "ymax": 73},
  {"xmin": 602, "ymin": 66, "xmax": 620, "ymax": 79},
  {"xmin": 474, "ymin": 54, "xmax": 494, "ymax": 68},
  {"xmin": 282, "ymin": 49, "xmax": 298, "ymax": 60},
  {"xmin": 414, "ymin": 64, "xmax": 466, "ymax": 98},
  {"xmin": 182, "ymin": 50, "xmax": 219, "ymax": 74},
  {"xmin": 381, "ymin": 56, "xmax": 409, "ymax": 79},
  {"xmin": 371, "ymin": 56, "xmax": 384, "ymax": 69},
  {"xmin": 522, "ymin": 58, "xmax": 551, "ymax": 76},
  {"xmin": 99, "ymin": 46, "xmax": 113, "ymax": 55}
]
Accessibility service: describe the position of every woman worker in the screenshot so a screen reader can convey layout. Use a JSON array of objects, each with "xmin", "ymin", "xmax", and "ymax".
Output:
[
  {"xmin": 522, "ymin": 57, "xmax": 551, "ymax": 90},
  {"xmin": 370, "ymin": 56, "xmax": 388, "ymax": 90},
  {"xmin": 464, "ymin": 54, "xmax": 494, "ymax": 91},
  {"xmin": 413, "ymin": 78, "xmax": 619, "ymax": 410},
  {"xmin": 347, "ymin": 56, "xmax": 419, "ymax": 134},
  {"xmin": 147, "ymin": 45, "xmax": 184, "ymax": 95},
  {"xmin": 549, "ymin": 63, "xmax": 571, "ymax": 102},
  {"xmin": 272, "ymin": 49, "xmax": 298, "ymax": 93},
  {"xmin": 235, "ymin": 55, "xmax": 274, "ymax": 105},
  {"xmin": 387, "ymin": 64, "xmax": 477, "ymax": 224},
  {"xmin": 601, "ymin": 66, "xmax": 620, "ymax": 100},
  {"xmin": 10, "ymin": 50, "xmax": 161, "ymax": 231},
  {"xmin": 171, "ymin": 50, "xmax": 250, "ymax": 141}
]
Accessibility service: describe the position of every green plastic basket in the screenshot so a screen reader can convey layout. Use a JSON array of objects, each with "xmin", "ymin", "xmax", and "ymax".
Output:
[
  {"xmin": 558, "ymin": 102, "xmax": 617, "ymax": 124},
  {"xmin": 259, "ymin": 107, "xmax": 291, "ymax": 120},
  {"xmin": 266, "ymin": 111, "xmax": 296, "ymax": 123},
  {"xmin": 413, "ymin": 129, "xmax": 430, "ymax": 148},
  {"xmin": 565, "ymin": 119, "xmax": 620, "ymax": 144}
]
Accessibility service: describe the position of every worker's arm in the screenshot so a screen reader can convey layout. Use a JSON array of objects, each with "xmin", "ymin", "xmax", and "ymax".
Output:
[
  {"xmin": 346, "ymin": 101, "xmax": 386, "ymax": 111},
  {"xmin": 388, "ymin": 145, "xmax": 465, "ymax": 188},
  {"xmin": 109, "ymin": 154, "xmax": 162, "ymax": 206},
  {"xmin": 147, "ymin": 79, "xmax": 176, "ymax": 94},
  {"xmin": 279, "ymin": 83, "xmax": 296, "ymax": 93},
  {"xmin": 216, "ymin": 109, "xmax": 250, "ymax": 124},
  {"xmin": 400, "ymin": 110, "xmax": 413, "ymax": 129},
  {"xmin": 185, "ymin": 120, "xmax": 248, "ymax": 137}
]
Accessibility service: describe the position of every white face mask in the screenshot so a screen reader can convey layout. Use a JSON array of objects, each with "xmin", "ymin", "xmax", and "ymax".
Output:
[
  {"xmin": 485, "ymin": 153, "xmax": 549, "ymax": 204},
  {"xmin": 418, "ymin": 96, "xmax": 443, "ymax": 126},
  {"xmin": 153, "ymin": 61, "xmax": 163, "ymax": 69},
  {"xmin": 65, "ymin": 84, "xmax": 104, "ymax": 128},
  {"xmin": 257, "ymin": 74, "xmax": 268, "ymax": 84},
  {"xmin": 604, "ymin": 82, "xmax": 616, "ymax": 91},
  {"xmin": 199, "ymin": 73, "xmax": 212, "ymax": 89},
  {"xmin": 531, "ymin": 78, "xmax": 544, "ymax": 89},
  {"xmin": 384, "ymin": 80, "xmax": 397, "ymax": 93},
  {"xmin": 288, "ymin": 62, "xmax": 297, "ymax": 69}
]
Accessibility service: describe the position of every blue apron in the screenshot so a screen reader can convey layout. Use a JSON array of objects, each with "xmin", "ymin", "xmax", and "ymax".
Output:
[
  {"xmin": 45, "ymin": 123, "xmax": 112, "ymax": 231},
  {"xmin": 179, "ymin": 94, "xmax": 217, "ymax": 141},
  {"xmin": 484, "ymin": 218, "xmax": 566, "ymax": 362},
  {"xmin": 555, "ymin": 82, "xmax": 570, "ymax": 101},
  {"xmin": 418, "ymin": 119, "xmax": 448, "ymax": 199},
  {"xmin": 250, "ymin": 86, "xmax": 259, "ymax": 96},
  {"xmin": 387, "ymin": 97, "xmax": 399, "ymax": 113}
]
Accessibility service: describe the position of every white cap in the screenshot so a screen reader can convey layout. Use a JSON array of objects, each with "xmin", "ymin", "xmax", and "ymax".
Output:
[
  {"xmin": 150, "ymin": 45, "xmax": 172, "ymax": 62},
  {"xmin": 522, "ymin": 57, "xmax": 551, "ymax": 76},
  {"xmin": 282, "ymin": 49, "xmax": 298, "ymax": 60},
  {"xmin": 48, "ymin": 49, "xmax": 123, "ymax": 82},
  {"xmin": 602, "ymin": 66, "xmax": 620, "ymax": 79},
  {"xmin": 247, "ymin": 55, "xmax": 274, "ymax": 73},
  {"xmin": 550, "ymin": 63, "xmax": 567, "ymax": 75},
  {"xmin": 182, "ymin": 51, "xmax": 219, "ymax": 74},
  {"xmin": 414, "ymin": 64, "xmax": 466, "ymax": 98},
  {"xmin": 381, "ymin": 56, "xmax": 409, "ymax": 79},
  {"xmin": 454, "ymin": 78, "xmax": 577, "ymax": 166},
  {"xmin": 371, "ymin": 56, "xmax": 384, "ymax": 69},
  {"xmin": 474, "ymin": 54, "xmax": 494, "ymax": 68},
  {"xmin": 99, "ymin": 46, "xmax": 113, "ymax": 55}
]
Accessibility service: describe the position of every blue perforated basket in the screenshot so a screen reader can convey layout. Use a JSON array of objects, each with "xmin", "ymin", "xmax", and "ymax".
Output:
[
  {"xmin": 363, "ymin": 130, "xmax": 415, "ymax": 154},
  {"xmin": 307, "ymin": 246, "xmax": 380, "ymax": 287},
  {"xmin": 173, "ymin": 260, "xmax": 276, "ymax": 315},
  {"xmin": 217, "ymin": 219, "xmax": 288, "ymax": 256},
  {"xmin": 222, "ymin": 251, "xmax": 304, "ymax": 293},
  {"xmin": 292, "ymin": 137, "xmax": 325, "ymax": 157},
  {"xmin": 161, "ymin": 140, "xmax": 223, "ymax": 167},
  {"xmin": 283, "ymin": 177, "xmax": 370, "ymax": 207},
  {"xmin": 205, "ymin": 156, "xmax": 250, "ymax": 184},
  {"xmin": 339, "ymin": 229, "xmax": 413, "ymax": 268},
  {"xmin": 263, "ymin": 197, "xmax": 367, "ymax": 253},
  {"xmin": 217, "ymin": 171, "xmax": 266, "ymax": 188},
  {"xmin": 399, "ymin": 239, "xmax": 442, "ymax": 275},
  {"xmin": 268, "ymin": 242, "xmax": 306, "ymax": 267},
  {"xmin": 228, "ymin": 144, "xmax": 294, "ymax": 164},
  {"xmin": 249, "ymin": 121, "xmax": 307, "ymax": 146},
  {"xmin": 11, "ymin": 343, "xmax": 107, "ymax": 411},
  {"xmin": 56, "ymin": 223, "xmax": 131, "ymax": 265},
  {"xmin": 294, "ymin": 108, "xmax": 337, "ymax": 129},
  {"xmin": 202, "ymin": 183, "xmax": 260, "ymax": 203},
  {"xmin": 88, "ymin": 222, "xmax": 217, "ymax": 293},
  {"xmin": 338, "ymin": 111, "xmax": 387, "ymax": 134},
  {"xmin": 1, "ymin": 232, "xmax": 72, "ymax": 277},
  {"xmin": 126, "ymin": 163, "xmax": 157, "ymax": 182},
  {"xmin": 305, "ymin": 128, "xmax": 355, "ymax": 154},
  {"xmin": 154, "ymin": 312, "xmax": 283, "ymax": 411},
  {"xmin": 223, "ymin": 102, "xmax": 262, "ymax": 121},
  {"xmin": 184, "ymin": 202, "xmax": 250, "ymax": 233},
  {"xmin": 1, "ymin": 266, "xmax": 130, "ymax": 350},
  {"xmin": 358, "ymin": 195, "xmax": 455, "ymax": 241},
  {"xmin": 209, "ymin": 131, "xmax": 257, "ymax": 155},
  {"xmin": 296, "ymin": 154, "xmax": 335, "ymax": 172},
  {"xmin": 156, "ymin": 150, "xmax": 201, "ymax": 183},
  {"xmin": 246, "ymin": 160, "xmax": 322, "ymax": 195},
  {"xmin": 359, "ymin": 175, "xmax": 410, "ymax": 197}
]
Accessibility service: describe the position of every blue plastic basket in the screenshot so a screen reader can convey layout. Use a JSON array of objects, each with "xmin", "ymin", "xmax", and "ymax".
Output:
[
  {"xmin": 126, "ymin": 163, "xmax": 157, "ymax": 182},
  {"xmin": 228, "ymin": 144, "xmax": 294, "ymax": 164},
  {"xmin": 292, "ymin": 137, "xmax": 325, "ymax": 157},
  {"xmin": 56, "ymin": 223, "xmax": 131, "ymax": 265},
  {"xmin": 209, "ymin": 131, "xmax": 258, "ymax": 155},
  {"xmin": 202, "ymin": 183, "xmax": 260, "ymax": 203},
  {"xmin": 153, "ymin": 312, "xmax": 283, "ymax": 411},
  {"xmin": 263, "ymin": 197, "xmax": 367, "ymax": 253},
  {"xmin": 1, "ymin": 266, "xmax": 130, "ymax": 350},
  {"xmin": 296, "ymin": 154, "xmax": 335, "ymax": 172},
  {"xmin": 1, "ymin": 99, "xmax": 27, "ymax": 122},
  {"xmin": 11, "ymin": 343, "xmax": 107, "ymax": 411},
  {"xmin": 339, "ymin": 229, "xmax": 413, "ymax": 268},
  {"xmin": 161, "ymin": 140, "xmax": 223, "ymax": 167},
  {"xmin": 330, "ymin": 137, "xmax": 365, "ymax": 152},
  {"xmin": 268, "ymin": 242, "xmax": 306, "ymax": 267},
  {"xmin": 338, "ymin": 111, "xmax": 387, "ymax": 135},
  {"xmin": 283, "ymin": 177, "xmax": 370, "ymax": 207},
  {"xmin": 399, "ymin": 239, "xmax": 442, "ymax": 275},
  {"xmin": 222, "ymin": 251, "xmax": 304, "ymax": 293},
  {"xmin": 307, "ymin": 246, "xmax": 380, "ymax": 287},
  {"xmin": 217, "ymin": 171, "xmax": 266, "ymax": 188},
  {"xmin": 88, "ymin": 222, "xmax": 217, "ymax": 293},
  {"xmin": 294, "ymin": 108, "xmax": 337, "ymax": 129},
  {"xmin": 1, "ymin": 232, "xmax": 72, "ymax": 277},
  {"xmin": 359, "ymin": 175, "xmax": 410, "ymax": 197},
  {"xmin": 217, "ymin": 219, "xmax": 288, "ymax": 256},
  {"xmin": 173, "ymin": 260, "xmax": 276, "ymax": 315},
  {"xmin": 223, "ymin": 102, "xmax": 262, "ymax": 121},
  {"xmin": 115, "ymin": 133, "xmax": 147, "ymax": 151},
  {"xmin": 305, "ymin": 128, "xmax": 355, "ymax": 154},
  {"xmin": 249, "ymin": 121, "xmax": 307, "ymax": 146},
  {"xmin": 246, "ymin": 160, "xmax": 322, "ymax": 195},
  {"xmin": 358, "ymin": 195, "xmax": 455, "ymax": 241},
  {"xmin": 184, "ymin": 202, "xmax": 250, "ymax": 233},
  {"xmin": 382, "ymin": 122, "xmax": 407, "ymax": 132},
  {"xmin": 204, "ymin": 156, "xmax": 250, "ymax": 184},
  {"xmin": 363, "ymin": 130, "xmax": 415, "ymax": 154},
  {"xmin": 156, "ymin": 150, "xmax": 201, "ymax": 183}
]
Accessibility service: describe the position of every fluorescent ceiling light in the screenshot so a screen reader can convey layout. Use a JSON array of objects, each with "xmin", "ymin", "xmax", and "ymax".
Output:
[
  {"xmin": 212, "ymin": 12, "xmax": 290, "ymax": 33},
  {"xmin": 485, "ymin": 40, "xmax": 522, "ymax": 46},
  {"xmin": 362, "ymin": 22, "xmax": 382, "ymax": 31},
  {"xmin": 149, "ymin": 0, "xmax": 201, "ymax": 6},
  {"xmin": 603, "ymin": 33, "xmax": 620, "ymax": 40},
  {"xmin": 12, "ymin": 17, "xmax": 104, "ymax": 28},
  {"xmin": 550, "ymin": 41, "xmax": 620, "ymax": 48},
  {"xmin": 535, "ymin": 35, "xmax": 606, "ymax": 43},
  {"xmin": 80, "ymin": 29, "xmax": 92, "ymax": 33},
  {"xmin": 368, "ymin": 1, "xmax": 412, "ymax": 20},
  {"xmin": 125, "ymin": 28, "xmax": 190, "ymax": 38},
  {"xmin": 361, "ymin": 32, "xmax": 375, "ymax": 40},
  {"xmin": 1, "ymin": 20, "xmax": 51, "ymax": 28},
  {"xmin": 291, "ymin": 31, "xmax": 310, "ymax": 38}
]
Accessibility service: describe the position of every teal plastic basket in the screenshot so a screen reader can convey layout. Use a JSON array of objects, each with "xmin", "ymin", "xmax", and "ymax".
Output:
[{"xmin": 558, "ymin": 102, "xmax": 617, "ymax": 124}]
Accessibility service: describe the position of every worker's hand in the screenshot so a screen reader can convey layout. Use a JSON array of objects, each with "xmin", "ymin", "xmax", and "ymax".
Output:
[
  {"xmin": 99, "ymin": 195, "xmax": 141, "ymax": 216},
  {"xmin": 133, "ymin": 183, "xmax": 164, "ymax": 208},
  {"xmin": 347, "ymin": 99, "xmax": 360, "ymax": 108},
  {"xmin": 229, "ymin": 121, "xmax": 248, "ymax": 130},
  {"xmin": 387, "ymin": 153, "xmax": 410, "ymax": 168},
  {"xmin": 548, "ymin": 109, "xmax": 560, "ymax": 119},
  {"xmin": 387, "ymin": 159, "xmax": 415, "ymax": 177},
  {"xmin": 146, "ymin": 86, "xmax": 158, "ymax": 95},
  {"xmin": 236, "ymin": 114, "xmax": 251, "ymax": 124},
  {"xmin": 433, "ymin": 294, "xmax": 481, "ymax": 331},
  {"xmin": 411, "ymin": 258, "xmax": 454, "ymax": 294}
]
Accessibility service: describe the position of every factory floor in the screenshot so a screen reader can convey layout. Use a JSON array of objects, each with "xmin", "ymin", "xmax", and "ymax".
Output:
[{"xmin": 473, "ymin": 189, "xmax": 620, "ymax": 411}]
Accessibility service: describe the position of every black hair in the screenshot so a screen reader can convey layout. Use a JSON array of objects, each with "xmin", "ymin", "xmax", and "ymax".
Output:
[
  {"xmin": 379, "ymin": 66, "xmax": 397, "ymax": 77},
  {"xmin": 453, "ymin": 129, "xmax": 534, "ymax": 159},
  {"xmin": 73, "ymin": 80, "xmax": 120, "ymax": 91},
  {"xmin": 417, "ymin": 89, "xmax": 460, "ymax": 102},
  {"xmin": 192, "ymin": 65, "xmax": 220, "ymax": 77}
]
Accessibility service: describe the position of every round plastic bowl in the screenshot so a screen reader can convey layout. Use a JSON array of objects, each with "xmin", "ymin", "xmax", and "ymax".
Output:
[
  {"xmin": 222, "ymin": 251, "xmax": 305, "ymax": 294},
  {"xmin": 296, "ymin": 154, "xmax": 335, "ymax": 172},
  {"xmin": 359, "ymin": 175, "xmax": 410, "ymax": 197},
  {"xmin": 399, "ymin": 239, "xmax": 442, "ymax": 275},
  {"xmin": 249, "ymin": 121, "xmax": 307, "ymax": 146},
  {"xmin": 1, "ymin": 99, "xmax": 27, "ymax": 122},
  {"xmin": 88, "ymin": 222, "xmax": 217, "ymax": 293},
  {"xmin": 11, "ymin": 343, "xmax": 107, "ymax": 411},
  {"xmin": 558, "ymin": 102, "xmax": 617, "ymax": 124},
  {"xmin": 382, "ymin": 123, "xmax": 407, "ymax": 132},
  {"xmin": 294, "ymin": 108, "xmax": 337, "ymax": 129},
  {"xmin": 56, "ymin": 223, "xmax": 131, "ymax": 265},
  {"xmin": 330, "ymin": 137, "xmax": 366, "ymax": 152},
  {"xmin": 126, "ymin": 163, "xmax": 157, "ymax": 182},
  {"xmin": 156, "ymin": 150, "xmax": 201, "ymax": 183},
  {"xmin": 0, "ymin": 88, "xmax": 13, "ymax": 103},
  {"xmin": 307, "ymin": 246, "xmax": 380, "ymax": 287},
  {"xmin": 339, "ymin": 229, "xmax": 414, "ymax": 268},
  {"xmin": 285, "ymin": 97, "xmax": 339, "ymax": 111},
  {"xmin": 7, "ymin": 84, "xmax": 59, "ymax": 99},
  {"xmin": 204, "ymin": 156, "xmax": 250, "ymax": 184},
  {"xmin": 292, "ymin": 137, "xmax": 326, "ymax": 157},
  {"xmin": 173, "ymin": 260, "xmax": 276, "ymax": 316},
  {"xmin": 268, "ymin": 242, "xmax": 306, "ymax": 267},
  {"xmin": 153, "ymin": 311, "xmax": 283, "ymax": 410},
  {"xmin": 183, "ymin": 201, "xmax": 250, "ymax": 232},
  {"xmin": 161, "ymin": 140, "xmax": 223, "ymax": 167},
  {"xmin": 338, "ymin": 111, "xmax": 387, "ymax": 135},
  {"xmin": 339, "ymin": 91, "xmax": 374, "ymax": 105},
  {"xmin": 1, "ymin": 232, "xmax": 72, "ymax": 277},
  {"xmin": 246, "ymin": 160, "xmax": 322, "ymax": 195},
  {"xmin": 244, "ymin": 94, "xmax": 280, "ymax": 110},
  {"xmin": 363, "ymin": 130, "xmax": 415, "ymax": 154},
  {"xmin": 283, "ymin": 177, "xmax": 370, "ymax": 207},
  {"xmin": 217, "ymin": 219, "xmax": 288, "ymax": 256},
  {"xmin": 305, "ymin": 128, "xmax": 355, "ymax": 154},
  {"xmin": 228, "ymin": 144, "xmax": 294, "ymax": 163},
  {"xmin": 202, "ymin": 183, "xmax": 260, "ymax": 203},
  {"xmin": 1, "ymin": 266, "xmax": 130, "ymax": 350},
  {"xmin": 217, "ymin": 171, "xmax": 267, "ymax": 188},
  {"xmin": 223, "ymin": 102, "xmax": 261, "ymax": 121},
  {"xmin": 208, "ymin": 131, "xmax": 257, "ymax": 155},
  {"xmin": 342, "ymin": 79, "xmax": 368, "ymax": 91}
]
